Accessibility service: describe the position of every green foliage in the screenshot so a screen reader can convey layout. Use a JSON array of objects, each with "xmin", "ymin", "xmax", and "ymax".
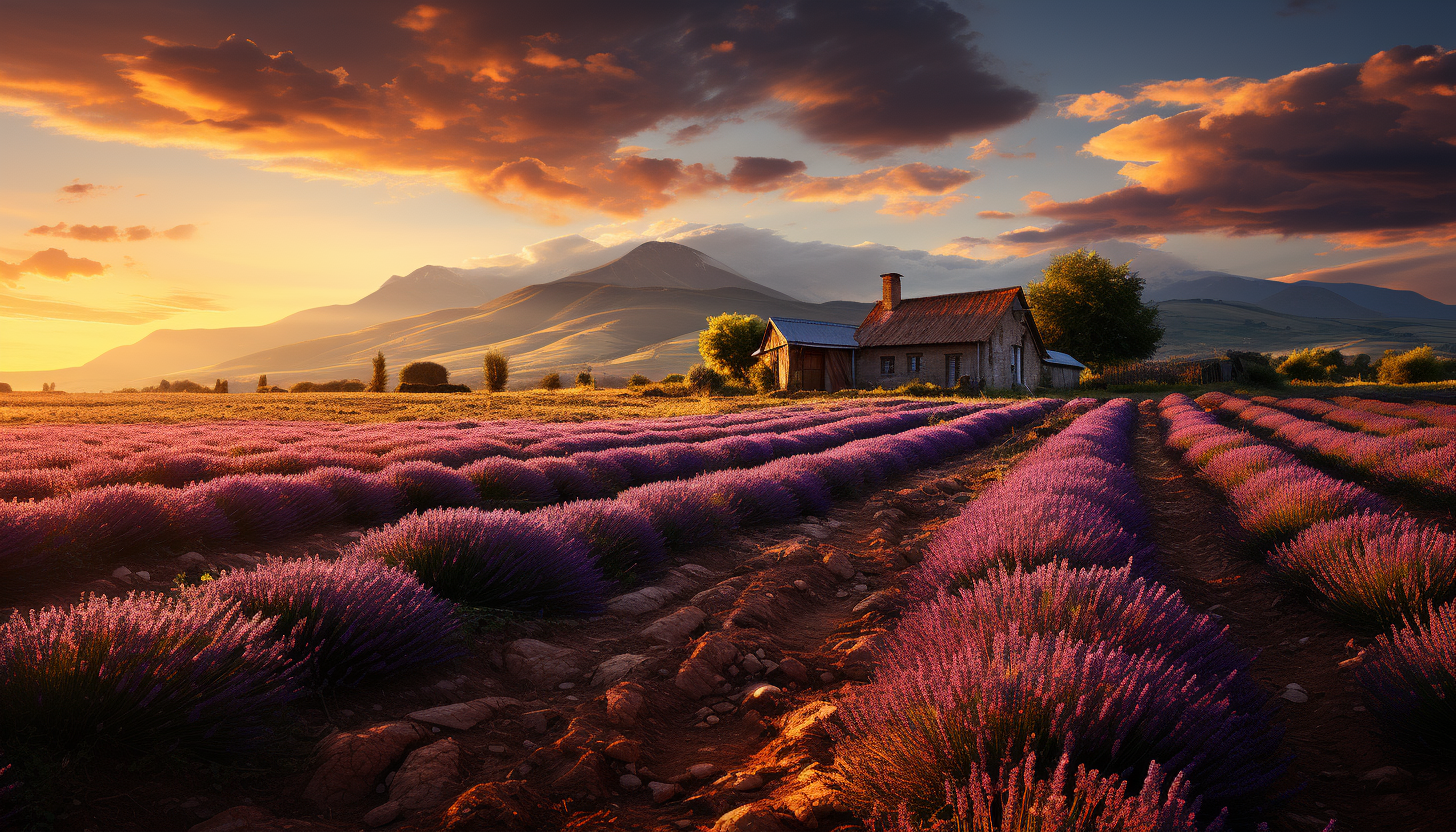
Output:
[
  {"xmin": 539, "ymin": 372, "xmax": 562, "ymax": 390},
  {"xmin": 627, "ymin": 373, "xmax": 650, "ymax": 386},
  {"xmin": 399, "ymin": 361, "xmax": 449, "ymax": 386},
  {"xmin": 290, "ymin": 379, "xmax": 367, "ymax": 393},
  {"xmin": 575, "ymin": 371, "xmax": 594, "ymax": 388},
  {"xmin": 1278, "ymin": 347, "xmax": 1347, "ymax": 381},
  {"xmin": 697, "ymin": 313, "xmax": 768, "ymax": 383},
  {"xmin": 661, "ymin": 373, "xmax": 686, "ymax": 384},
  {"xmin": 1025, "ymin": 249, "xmax": 1163, "ymax": 371},
  {"xmin": 368, "ymin": 351, "xmax": 387, "ymax": 392},
  {"xmin": 483, "ymin": 350, "xmax": 509, "ymax": 392},
  {"xmin": 686, "ymin": 363, "xmax": 724, "ymax": 394},
  {"xmin": 143, "ymin": 379, "xmax": 210, "ymax": 393},
  {"xmin": 750, "ymin": 362, "xmax": 779, "ymax": 393},
  {"xmin": 1242, "ymin": 362, "xmax": 1285, "ymax": 387},
  {"xmin": 1378, "ymin": 346, "xmax": 1450, "ymax": 384}
]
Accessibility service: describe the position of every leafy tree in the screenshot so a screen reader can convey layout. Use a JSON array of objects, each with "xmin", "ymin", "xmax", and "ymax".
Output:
[
  {"xmin": 483, "ymin": 350, "xmax": 509, "ymax": 392},
  {"xmin": 661, "ymin": 374, "xmax": 686, "ymax": 384},
  {"xmin": 1278, "ymin": 348, "xmax": 1347, "ymax": 381},
  {"xmin": 1025, "ymin": 249, "xmax": 1163, "ymax": 372},
  {"xmin": 213, "ymin": 378, "xmax": 229, "ymax": 394},
  {"xmin": 1377, "ymin": 346, "xmax": 1449, "ymax": 384},
  {"xmin": 368, "ymin": 352, "xmax": 387, "ymax": 392},
  {"xmin": 575, "ymin": 371, "xmax": 594, "ymax": 388},
  {"xmin": 751, "ymin": 362, "xmax": 778, "ymax": 393},
  {"xmin": 539, "ymin": 372, "xmax": 562, "ymax": 390},
  {"xmin": 400, "ymin": 361, "xmax": 449, "ymax": 386},
  {"xmin": 698, "ymin": 313, "xmax": 768, "ymax": 383},
  {"xmin": 627, "ymin": 373, "xmax": 649, "ymax": 387}
]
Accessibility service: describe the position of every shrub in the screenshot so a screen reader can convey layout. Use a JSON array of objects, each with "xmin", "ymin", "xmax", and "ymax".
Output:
[
  {"xmin": 1378, "ymin": 346, "xmax": 1449, "ymax": 384},
  {"xmin": 1357, "ymin": 600, "xmax": 1456, "ymax": 749},
  {"xmin": 399, "ymin": 361, "xmax": 450, "ymax": 386},
  {"xmin": 576, "ymin": 370, "xmax": 594, "ymax": 388},
  {"xmin": 0, "ymin": 592, "xmax": 302, "ymax": 752},
  {"xmin": 527, "ymin": 457, "xmax": 611, "ymax": 500},
  {"xmin": 197, "ymin": 556, "xmax": 462, "ymax": 688},
  {"xmin": 351, "ymin": 508, "xmax": 610, "ymax": 615},
  {"xmin": 627, "ymin": 373, "xmax": 650, "ymax": 386},
  {"xmin": 1270, "ymin": 515, "xmax": 1456, "ymax": 629},
  {"xmin": 686, "ymin": 363, "xmax": 724, "ymax": 394},
  {"xmin": 460, "ymin": 457, "xmax": 559, "ymax": 504},
  {"xmin": 750, "ymin": 362, "xmax": 778, "ymax": 393},
  {"xmin": 369, "ymin": 351, "xmax": 388, "ymax": 392},
  {"xmin": 539, "ymin": 372, "xmax": 562, "ymax": 390},
  {"xmin": 619, "ymin": 479, "xmax": 737, "ymax": 546},
  {"xmin": 193, "ymin": 475, "xmax": 344, "ymax": 540},
  {"xmin": 1241, "ymin": 361, "xmax": 1284, "ymax": 387},
  {"xmin": 52, "ymin": 484, "xmax": 222, "ymax": 563},
  {"xmin": 213, "ymin": 378, "xmax": 229, "ymax": 394},
  {"xmin": 303, "ymin": 467, "xmax": 406, "ymax": 524},
  {"xmin": 483, "ymin": 350, "xmax": 509, "ymax": 392},
  {"xmin": 290, "ymin": 379, "xmax": 367, "ymax": 393},
  {"xmin": 379, "ymin": 461, "xmax": 480, "ymax": 511},
  {"xmin": 0, "ymin": 383, "xmax": 10, "ymax": 393},
  {"xmin": 1228, "ymin": 467, "xmax": 1389, "ymax": 544},
  {"xmin": 533, "ymin": 500, "xmax": 668, "ymax": 584},
  {"xmin": 1278, "ymin": 348, "xmax": 1345, "ymax": 382},
  {"xmin": 661, "ymin": 373, "xmax": 686, "ymax": 384}
]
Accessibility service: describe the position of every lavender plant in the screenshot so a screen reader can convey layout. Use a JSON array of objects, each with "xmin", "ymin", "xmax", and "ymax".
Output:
[
  {"xmin": 379, "ymin": 461, "xmax": 481, "ymax": 510},
  {"xmin": 460, "ymin": 457, "xmax": 560, "ymax": 503},
  {"xmin": 1356, "ymin": 600, "xmax": 1456, "ymax": 749},
  {"xmin": 532, "ymin": 500, "xmax": 668, "ymax": 584}
]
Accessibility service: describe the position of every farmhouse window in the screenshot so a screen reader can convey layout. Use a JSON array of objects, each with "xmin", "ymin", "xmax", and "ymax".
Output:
[
  {"xmin": 907, "ymin": 354, "xmax": 922, "ymax": 373},
  {"xmin": 880, "ymin": 356, "xmax": 895, "ymax": 375},
  {"xmin": 945, "ymin": 353, "xmax": 961, "ymax": 386}
]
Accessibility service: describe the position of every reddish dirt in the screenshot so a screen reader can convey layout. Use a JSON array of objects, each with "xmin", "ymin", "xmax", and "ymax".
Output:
[
  {"xmin": 1132, "ymin": 401, "xmax": 1456, "ymax": 832},
  {"xmin": 20, "ymin": 416, "xmax": 1066, "ymax": 832}
]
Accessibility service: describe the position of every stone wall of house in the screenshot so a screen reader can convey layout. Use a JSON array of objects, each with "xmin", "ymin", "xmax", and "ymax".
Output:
[{"xmin": 855, "ymin": 309, "xmax": 1045, "ymax": 390}]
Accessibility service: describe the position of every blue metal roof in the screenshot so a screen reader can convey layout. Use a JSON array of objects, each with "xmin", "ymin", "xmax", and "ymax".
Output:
[
  {"xmin": 765, "ymin": 317, "xmax": 860, "ymax": 349},
  {"xmin": 1044, "ymin": 350, "xmax": 1086, "ymax": 369}
]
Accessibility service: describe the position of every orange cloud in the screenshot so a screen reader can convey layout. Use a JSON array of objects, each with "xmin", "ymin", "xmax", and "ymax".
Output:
[
  {"xmin": 0, "ymin": 1, "xmax": 1036, "ymax": 219},
  {"xmin": 55, "ymin": 179, "xmax": 120, "ymax": 201},
  {"xmin": 0, "ymin": 248, "xmax": 107, "ymax": 286},
  {"xmin": 977, "ymin": 210, "xmax": 1016, "ymax": 219},
  {"xmin": 968, "ymin": 138, "xmax": 1035, "ymax": 160},
  {"xmin": 1013, "ymin": 46, "xmax": 1456, "ymax": 253},
  {"xmin": 783, "ymin": 163, "xmax": 979, "ymax": 206},
  {"xmin": 27, "ymin": 222, "xmax": 197, "ymax": 242}
]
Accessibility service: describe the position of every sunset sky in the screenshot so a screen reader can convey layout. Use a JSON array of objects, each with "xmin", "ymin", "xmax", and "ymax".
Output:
[{"xmin": 1, "ymin": 0, "xmax": 1453, "ymax": 371}]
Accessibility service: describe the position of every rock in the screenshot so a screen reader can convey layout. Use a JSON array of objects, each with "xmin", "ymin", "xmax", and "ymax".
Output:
[
  {"xmin": 304, "ymin": 722, "xmax": 431, "ymax": 809},
  {"xmin": 730, "ymin": 773, "xmax": 765, "ymax": 792},
  {"xmin": 742, "ymin": 684, "xmax": 784, "ymax": 714},
  {"xmin": 605, "ymin": 738, "xmax": 642, "ymax": 763},
  {"xmin": 504, "ymin": 639, "xmax": 588, "ymax": 688},
  {"xmin": 111, "ymin": 566, "xmax": 132, "ymax": 580},
  {"xmin": 619, "ymin": 774, "xmax": 643, "ymax": 790},
  {"xmin": 592, "ymin": 653, "xmax": 649, "ymax": 687},
  {"xmin": 606, "ymin": 683, "xmax": 647, "ymax": 727},
  {"xmin": 793, "ymin": 580, "xmax": 808, "ymax": 591},
  {"xmin": 440, "ymin": 781, "xmax": 552, "ymax": 830},
  {"xmin": 641, "ymin": 606, "xmax": 708, "ymax": 646},
  {"xmin": 553, "ymin": 750, "xmax": 613, "ymax": 798},
  {"xmin": 777, "ymin": 765, "xmax": 847, "ymax": 824},
  {"xmin": 134, "ymin": 571, "xmax": 152, "ymax": 582},
  {"xmin": 691, "ymin": 577, "xmax": 752, "ymax": 614},
  {"xmin": 798, "ymin": 524, "xmax": 832, "ymax": 540},
  {"xmin": 689, "ymin": 762, "xmax": 722, "ymax": 780},
  {"xmin": 852, "ymin": 591, "xmax": 897, "ymax": 615},
  {"xmin": 607, "ymin": 586, "xmax": 676, "ymax": 615},
  {"xmin": 1281, "ymin": 684, "xmax": 1309, "ymax": 703},
  {"xmin": 649, "ymin": 781, "xmax": 683, "ymax": 804},
  {"xmin": 712, "ymin": 702, "xmax": 735, "ymax": 713},
  {"xmin": 407, "ymin": 698, "xmax": 495, "ymax": 731},
  {"xmin": 1361, "ymin": 766, "xmax": 1415, "ymax": 793},
  {"xmin": 821, "ymin": 552, "xmax": 855, "ymax": 580},
  {"xmin": 775, "ymin": 657, "xmax": 810, "ymax": 685},
  {"xmin": 362, "ymin": 800, "xmax": 401, "ymax": 828},
  {"xmin": 675, "ymin": 634, "xmax": 740, "ymax": 699},
  {"xmin": 519, "ymin": 709, "xmax": 558, "ymax": 735},
  {"xmin": 751, "ymin": 702, "xmax": 838, "ymax": 775},
  {"xmin": 178, "ymin": 552, "xmax": 207, "ymax": 566},
  {"xmin": 389, "ymin": 738, "xmax": 461, "ymax": 811},
  {"xmin": 740, "ymin": 654, "xmax": 764, "ymax": 675},
  {"xmin": 712, "ymin": 802, "xmax": 789, "ymax": 831}
]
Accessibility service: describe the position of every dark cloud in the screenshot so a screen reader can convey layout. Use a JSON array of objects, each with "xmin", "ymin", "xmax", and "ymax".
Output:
[
  {"xmin": 1278, "ymin": 0, "xmax": 1336, "ymax": 16},
  {"xmin": 1021, "ymin": 46, "xmax": 1456, "ymax": 253},
  {"xmin": 0, "ymin": 248, "xmax": 107, "ymax": 286},
  {"xmin": 729, "ymin": 157, "xmax": 808, "ymax": 193},
  {"xmin": 0, "ymin": 0, "xmax": 1035, "ymax": 218}
]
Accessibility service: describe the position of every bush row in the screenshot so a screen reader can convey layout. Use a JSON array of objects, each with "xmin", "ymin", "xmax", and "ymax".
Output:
[
  {"xmin": 833, "ymin": 400, "xmax": 1286, "ymax": 830},
  {"xmin": 0, "ymin": 402, "xmax": 998, "ymax": 578},
  {"xmin": 1332, "ymin": 395, "xmax": 1456, "ymax": 430},
  {"xmin": 1197, "ymin": 391, "xmax": 1455, "ymax": 502},
  {"xmin": 349, "ymin": 400, "xmax": 1063, "ymax": 616},
  {"xmin": 1160, "ymin": 393, "xmax": 1456, "ymax": 751}
]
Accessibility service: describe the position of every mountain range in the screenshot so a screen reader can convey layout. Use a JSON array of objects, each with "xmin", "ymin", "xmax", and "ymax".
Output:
[{"xmin": 5, "ymin": 241, "xmax": 1455, "ymax": 391}]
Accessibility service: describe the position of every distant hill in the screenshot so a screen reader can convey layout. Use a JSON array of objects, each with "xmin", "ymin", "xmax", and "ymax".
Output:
[
  {"xmin": 1147, "ymin": 273, "xmax": 1456, "ymax": 320},
  {"xmin": 184, "ymin": 282, "xmax": 873, "ymax": 389},
  {"xmin": 554, "ymin": 241, "xmax": 800, "ymax": 301},
  {"xmin": 1154, "ymin": 299, "xmax": 1456, "ymax": 358}
]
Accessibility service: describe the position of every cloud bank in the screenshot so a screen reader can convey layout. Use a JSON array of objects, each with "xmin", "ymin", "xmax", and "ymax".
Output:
[{"xmin": 28, "ymin": 222, "xmax": 197, "ymax": 242}]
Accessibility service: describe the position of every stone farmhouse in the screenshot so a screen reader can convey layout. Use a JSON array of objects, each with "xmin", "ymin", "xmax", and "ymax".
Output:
[{"xmin": 754, "ymin": 273, "xmax": 1073, "ymax": 392}]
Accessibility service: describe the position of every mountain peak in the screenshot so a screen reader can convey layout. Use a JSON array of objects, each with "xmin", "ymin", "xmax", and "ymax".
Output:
[{"xmin": 557, "ymin": 241, "xmax": 797, "ymax": 300}]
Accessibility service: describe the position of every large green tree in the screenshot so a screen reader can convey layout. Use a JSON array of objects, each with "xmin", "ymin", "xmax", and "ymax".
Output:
[
  {"xmin": 698, "ymin": 313, "xmax": 767, "ymax": 383},
  {"xmin": 1026, "ymin": 249, "xmax": 1163, "ymax": 371}
]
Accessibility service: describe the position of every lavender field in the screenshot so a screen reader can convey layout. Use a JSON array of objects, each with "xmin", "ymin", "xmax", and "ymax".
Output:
[{"xmin": 1, "ymin": 393, "xmax": 1455, "ymax": 830}]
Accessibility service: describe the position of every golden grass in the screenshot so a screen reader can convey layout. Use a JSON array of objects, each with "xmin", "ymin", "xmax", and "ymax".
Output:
[{"xmin": 0, "ymin": 390, "xmax": 872, "ymax": 425}]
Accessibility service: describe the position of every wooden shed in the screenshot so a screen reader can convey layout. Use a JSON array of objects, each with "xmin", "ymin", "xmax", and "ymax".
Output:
[
  {"xmin": 1043, "ymin": 350, "xmax": 1087, "ymax": 388},
  {"xmin": 752, "ymin": 317, "xmax": 858, "ymax": 392}
]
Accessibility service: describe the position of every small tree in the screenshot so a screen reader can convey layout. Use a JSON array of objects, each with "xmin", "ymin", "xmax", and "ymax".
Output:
[
  {"xmin": 368, "ymin": 351, "xmax": 388, "ymax": 392},
  {"xmin": 627, "ymin": 373, "xmax": 649, "ymax": 386},
  {"xmin": 662, "ymin": 373, "xmax": 686, "ymax": 384},
  {"xmin": 1026, "ymin": 249, "xmax": 1163, "ymax": 372},
  {"xmin": 1377, "ymin": 346, "xmax": 1448, "ymax": 384},
  {"xmin": 257, "ymin": 374, "xmax": 267, "ymax": 390},
  {"xmin": 698, "ymin": 313, "xmax": 768, "ymax": 383},
  {"xmin": 400, "ymin": 361, "xmax": 449, "ymax": 386},
  {"xmin": 1278, "ymin": 348, "xmax": 1346, "ymax": 381},
  {"xmin": 575, "ymin": 370, "xmax": 594, "ymax": 388},
  {"xmin": 213, "ymin": 378, "xmax": 229, "ymax": 394},
  {"xmin": 539, "ymin": 372, "xmax": 562, "ymax": 390},
  {"xmin": 483, "ymin": 350, "xmax": 509, "ymax": 392},
  {"xmin": 687, "ymin": 363, "xmax": 724, "ymax": 395}
]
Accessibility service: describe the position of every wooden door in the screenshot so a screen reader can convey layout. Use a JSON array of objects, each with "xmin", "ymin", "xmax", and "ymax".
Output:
[{"xmin": 802, "ymin": 349, "xmax": 825, "ymax": 391}]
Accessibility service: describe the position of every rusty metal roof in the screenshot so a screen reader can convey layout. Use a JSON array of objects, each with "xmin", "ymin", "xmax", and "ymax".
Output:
[{"xmin": 856, "ymin": 286, "xmax": 1039, "ymax": 349}]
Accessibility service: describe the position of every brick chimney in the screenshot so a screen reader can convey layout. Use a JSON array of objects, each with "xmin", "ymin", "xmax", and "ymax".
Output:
[{"xmin": 881, "ymin": 273, "xmax": 902, "ymax": 310}]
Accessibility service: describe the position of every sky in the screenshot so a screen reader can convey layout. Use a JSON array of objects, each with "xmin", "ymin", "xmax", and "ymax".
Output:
[{"xmin": 1, "ymin": 0, "xmax": 1453, "ymax": 371}]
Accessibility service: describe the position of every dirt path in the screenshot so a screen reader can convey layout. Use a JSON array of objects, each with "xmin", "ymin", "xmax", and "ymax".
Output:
[{"xmin": 1131, "ymin": 402, "xmax": 1456, "ymax": 832}]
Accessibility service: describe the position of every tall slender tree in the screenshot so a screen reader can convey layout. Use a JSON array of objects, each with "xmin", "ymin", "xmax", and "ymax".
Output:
[
  {"xmin": 368, "ymin": 351, "xmax": 388, "ymax": 392},
  {"xmin": 483, "ymin": 349, "xmax": 509, "ymax": 392}
]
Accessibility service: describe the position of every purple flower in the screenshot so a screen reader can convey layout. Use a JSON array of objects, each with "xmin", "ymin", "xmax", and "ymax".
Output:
[
  {"xmin": 379, "ymin": 461, "xmax": 480, "ymax": 511},
  {"xmin": 1357, "ymin": 600, "xmax": 1456, "ymax": 749},
  {"xmin": 531, "ymin": 500, "xmax": 667, "ymax": 584},
  {"xmin": 460, "ymin": 457, "xmax": 559, "ymax": 504}
]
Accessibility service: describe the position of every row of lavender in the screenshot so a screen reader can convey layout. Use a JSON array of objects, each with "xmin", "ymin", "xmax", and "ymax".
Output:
[
  {"xmin": 0, "ymin": 400, "xmax": 1062, "ymax": 773},
  {"xmin": 832, "ymin": 400, "xmax": 1287, "ymax": 831},
  {"xmin": 1196, "ymin": 392, "xmax": 1455, "ymax": 499},
  {"xmin": 0, "ymin": 400, "xmax": 957, "ymax": 499},
  {"xmin": 1330, "ymin": 395, "xmax": 1456, "ymax": 431},
  {"xmin": 1160, "ymin": 394, "xmax": 1456, "ymax": 750},
  {"xmin": 0, "ymin": 401, "xmax": 994, "ymax": 579}
]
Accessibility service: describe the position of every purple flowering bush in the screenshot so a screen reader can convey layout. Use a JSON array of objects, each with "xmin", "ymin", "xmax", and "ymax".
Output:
[
  {"xmin": 303, "ymin": 466, "xmax": 406, "ymax": 524},
  {"xmin": 350, "ymin": 508, "xmax": 610, "ymax": 616},
  {"xmin": 1357, "ymin": 600, "xmax": 1456, "ymax": 749},
  {"xmin": 196, "ymin": 556, "xmax": 463, "ymax": 688},
  {"xmin": 460, "ymin": 457, "xmax": 559, "ymax": 504},
  {"xmin": 0, "ymin": 592, "xmax": 302, "ymax": 752},
  {"xmin": 379, "ymin": 461, "xmax": 480, "ymax": 511},
  {"xmin": 533, "ymin": 500, "xmax": 668, "ymax": 584},
  {"xmin": 193, "ymin": 474, "xmax": 343, "ymax": 540}
]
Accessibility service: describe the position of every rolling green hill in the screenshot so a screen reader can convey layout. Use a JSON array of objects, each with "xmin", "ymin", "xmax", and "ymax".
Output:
[{"xmin": 1154, "ymin": 299, "xmax": 1456, "ymax": 359}]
